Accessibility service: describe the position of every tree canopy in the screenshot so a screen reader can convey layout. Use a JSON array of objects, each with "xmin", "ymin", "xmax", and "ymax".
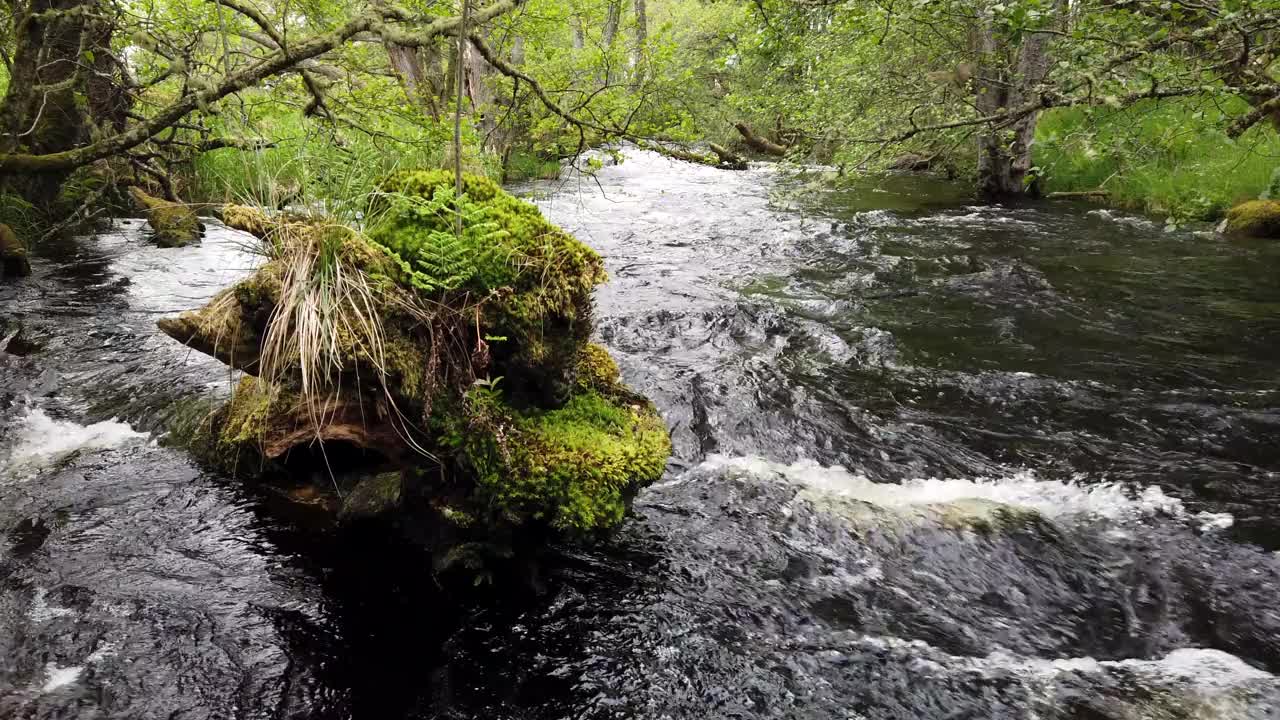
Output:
[{"xmin": 3, "ymin": 0, "xmax": 1280, "ymax": 236}]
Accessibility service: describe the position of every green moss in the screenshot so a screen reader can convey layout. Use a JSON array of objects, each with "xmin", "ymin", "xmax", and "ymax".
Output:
[
  {"xmin": 371, "ymin": 170, "xmax": 606, "ymax": 298},
  {"xmin": 219, "ymin": 376, "xmax": 275, "ymax": 448},
  {"xmin": 459, "ymin": 385, "xmax": 670, "ymax": 534},
  {"xmin": 369, "ymin": 171, "xmax": 606, "ymax": 394},
  {"xmin": 221, "ymin": 204, "xmax": 273, "ymax": 238},
  {"xmin": 576, "ymin": 342, "xmax": 622, "ymax": 391},
  {"xmin": 129, "ymin": 187, "xmax": 201, "ymax": 247},
  {"xmin": 1224, "ymin": 199, "xmax": 1280, "ymax": 238},
  {"xmin": 232, "ymin": 260, "xmax": 284, "ymax": 309},
  {"xmin": 339, "ymin": 471, "xmax": 403, "ymax": 522}
]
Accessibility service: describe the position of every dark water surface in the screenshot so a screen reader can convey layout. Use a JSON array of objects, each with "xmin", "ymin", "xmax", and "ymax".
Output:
[{"xmin": 2, "ymin": 151, "xmax": 1280, "ymax": 718}]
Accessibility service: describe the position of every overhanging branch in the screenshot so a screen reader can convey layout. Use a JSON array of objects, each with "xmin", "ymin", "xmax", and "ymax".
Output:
[{"xmin": 0, "ymin": 0, "xmax": 523, "ymax": 173}]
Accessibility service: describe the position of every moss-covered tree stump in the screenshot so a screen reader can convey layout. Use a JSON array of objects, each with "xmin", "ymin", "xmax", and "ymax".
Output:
[
  {"xmin": 1223, "ymin": 199, "xmax": 1280, "ymax": 238},
  {"xmin": 0, "ymin": 223, "xmax": 32, "ymax": 279},
  {"xmin": 130, "ymin": 187, "xmax": 201, "ymax": 247},
  {"xmin": 160, "ymin": 171, "xmax": 671, "ymax": 574}
]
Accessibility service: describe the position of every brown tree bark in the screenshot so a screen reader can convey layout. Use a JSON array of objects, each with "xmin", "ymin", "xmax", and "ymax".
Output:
[
  {"xmin": 632, "ymin": 0, "xmax": 648, "ymax": 74},
  {"xmin": 0, "ymin": 0, "xmax": 106, "ymax": 212},
  {"xmin": 972, "ymin": 5, "xmax": 1061, "ymax": 201},
  {"xmin": 386, "ymin": 40, "xmax": 445, "ymax": 120},
  {"xmin": 734, "ymin": 122, "xmax": 788, "ymax": 156}
]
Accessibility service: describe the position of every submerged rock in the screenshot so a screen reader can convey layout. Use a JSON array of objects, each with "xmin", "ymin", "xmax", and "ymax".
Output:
[
  {"xmin": 1222, "ymin": 199, "xmax": 1280, "ymax": 238},
  {"xmin": 160, "ymin": 171, "xmax": 671, "ymax": 573},
  {"xmin": 129, "ymin": 187, "xmax": 201, "ymax": 247}
]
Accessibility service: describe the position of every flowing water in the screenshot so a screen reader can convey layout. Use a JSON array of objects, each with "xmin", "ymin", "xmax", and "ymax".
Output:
[{"xmin": 2, "ymin": 150, "xmax": 1280, "ymax": 718}]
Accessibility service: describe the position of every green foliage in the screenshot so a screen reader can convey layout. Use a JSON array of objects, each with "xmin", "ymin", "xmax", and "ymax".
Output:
[
  {"xmin": 1036, "ymin": 100, "xmax": 1280, "ymax": 221},
  {"xmin": 371, "ymin": 169, "xmax": 605, "ymax": 346},
  {"xmin": 1262, "ymin": 167, "xmax": 1280, "ymax": 201},
  {"xmin": 0, "ymin": 194, "xmax": 38, "ymax": 242},
  {"xmin": 188, "ymin": 111, "xmax": 474, "ymax": 220},
  {"xmin": 503, "ymin": 151, "xmax": 563, "ymax": 182},
  {"xmin": 371, "ymin": 183, "xmax": 512, "ymax": 293}
]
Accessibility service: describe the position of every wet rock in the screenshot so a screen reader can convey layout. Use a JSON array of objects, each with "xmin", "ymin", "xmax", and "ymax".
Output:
[
  {"xmin": 339, "ymin": 472, "xmax": 403, "ymax": 522},
  {"xmin": 2, "ymin": 321, "xmax": 45, "ymax": 356},
  {"xmin": 1222, "ymin": 199, "xmax": 1280, "ymax": 238},
  {"xmin": 0, "ymin": 223, "xmax": 31, "ymax": 278},
  {"xmin": 128, "ymin": 187, "xmax": 201, "ymax": 247}
]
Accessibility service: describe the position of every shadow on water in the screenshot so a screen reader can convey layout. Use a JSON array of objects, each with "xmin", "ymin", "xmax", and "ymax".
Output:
[{"xmin": 2, "ymin": 150, "xmax": 1280, "ymax": 718}]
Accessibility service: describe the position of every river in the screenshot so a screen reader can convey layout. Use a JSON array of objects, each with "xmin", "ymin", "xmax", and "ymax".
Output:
[{"xmin": 2, "ymin": 150, "xmax": 1279, "ymax": 718}]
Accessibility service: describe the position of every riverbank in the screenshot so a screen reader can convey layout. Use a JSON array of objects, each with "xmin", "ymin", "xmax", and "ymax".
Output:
[{"xmin": 1035, "ymin": 99, "xmax": 1280, "ymax": 224}]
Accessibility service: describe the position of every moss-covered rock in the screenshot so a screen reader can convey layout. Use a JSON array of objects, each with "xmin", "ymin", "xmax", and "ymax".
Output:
[
  {"xmin": 1223, "ymin": 199, "xmax": 1280, "ymax": 238},
  {"xmin": 129, "ymin": 187, "xmax": 201, "ymax": 247},
  {"xmin": 159, "ymin": 172, "xmax": 670, "ymax": 575},
  {"xmin": 339, "ymin": 471, "xmax": 404, "ymax": 522},
  {"xmin": 0, "ymin": 223, "xmax": 32, "ymax": 279}
]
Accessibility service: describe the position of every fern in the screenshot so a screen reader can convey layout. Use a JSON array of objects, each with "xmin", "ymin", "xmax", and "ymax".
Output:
[{"xmin": 369, "ymin": 185, "xmax": 510, "ymax": 294}]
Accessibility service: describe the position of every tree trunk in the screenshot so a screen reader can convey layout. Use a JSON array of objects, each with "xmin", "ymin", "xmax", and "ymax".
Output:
[
  {"xmin": 0, "ymin": 0, "xmax": 103, "ymax": 213},
  {"xmin": 631, "ymin": 0, "xmax": 647, "ymax": 73},
  {"xmin": 972, "ymin": 6, "xmax": 1059, "ymax": 201},
  {"xmin": 386, "ymin": 40, "xmax": 444, "ymax": 120},
  {"xmin": 463, "ymin": 37, "xmax": 498, "ymax": 151},
  {"xmin": 603, "ymin": 1, "xmax": 622, "ymax": 48}
]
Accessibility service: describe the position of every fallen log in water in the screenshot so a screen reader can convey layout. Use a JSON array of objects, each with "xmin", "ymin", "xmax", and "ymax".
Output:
[
  {"xmin": 734, "ymin": 122, "xmax": 789, "ymax": 157},
  {"xmin": 635, "ymin": 139, "xmax": 748, "ymax": 170}
]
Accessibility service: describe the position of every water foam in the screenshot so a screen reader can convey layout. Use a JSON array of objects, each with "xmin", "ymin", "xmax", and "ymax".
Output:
[
  {"xmin": 40, "ymin": 664, "xmax": 83, "ymax": 693},
  {"xmin": 700, "ymin": 454, "xmax": 1199, "ymax": 524},
  {"xmin": 27, "ymin": 588, "xmax": 76, "ymax": 623},
  {"xmin": 3, "ymin": 405, "xmax": 149, "ymax": 473}
]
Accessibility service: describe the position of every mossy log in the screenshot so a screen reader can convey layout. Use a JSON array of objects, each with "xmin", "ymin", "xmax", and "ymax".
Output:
[
  {"xmin": 0, "ymin": 223, "xmax": 32, "ymax": 279},
  {"xmin": 709, "ymin": 143, "xmax": 748, "ymax": 170},
  {"xmin": 636, "ymin": 140, "xmax": 747, "ymax": 170},
  {"xmin": 886, "ymin": 152, "xmax": 937, "ymax": 172},
  {"xmin": 217, "ymin": 375, "xmax": 409, "ymax": 462},
  {"xmin": 218, "ymin": 204, "xmax": 275, "ymax": 239},
  {"xmin": 129, "ymin": 186, "xmax": 201, "ymax": 247},
  {"xmin": 160, "ymin": 171, "xmax": 672, "ymax": 566},
  {"xmin": 734, "ymin": 122, "xmax": 789, "ymax": 157},
  {"xmin": 1223, "ymin": 199, "xmax": 1280, "ymax": 238}
]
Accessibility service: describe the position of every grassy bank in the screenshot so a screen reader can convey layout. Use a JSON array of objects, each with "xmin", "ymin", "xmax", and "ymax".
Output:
[
  {"xmin": 186, "ymin": 112, "xmax": 565, "ymax": 210},
  {"xmin": 1035, "ymin": 98, "xmax": 1280, "ymax": 222}
]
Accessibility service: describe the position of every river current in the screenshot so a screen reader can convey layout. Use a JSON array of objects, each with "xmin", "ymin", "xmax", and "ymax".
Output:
[{"xmin": 2, "ymin": 150, "xmax": 1279, "ymax": 718}]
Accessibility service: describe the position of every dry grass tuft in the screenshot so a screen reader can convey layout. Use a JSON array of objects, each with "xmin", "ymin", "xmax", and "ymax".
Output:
[{"xmin": 257, "ymin": 222, "xmax": 390, "ymax": 435}]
